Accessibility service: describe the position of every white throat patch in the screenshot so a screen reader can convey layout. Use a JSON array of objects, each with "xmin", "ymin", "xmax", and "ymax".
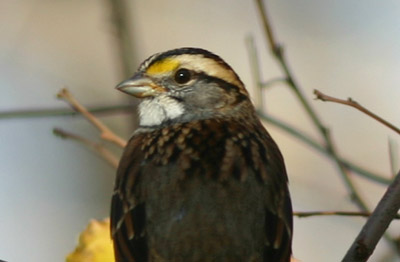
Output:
[{"xmin": 138, "ymin": 95, "xmax": 184, "ymax": 127}]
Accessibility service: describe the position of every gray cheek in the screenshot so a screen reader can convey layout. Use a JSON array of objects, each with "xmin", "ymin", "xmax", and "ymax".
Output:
[{"xmin": 185, "ymin": 84, "xmax": 227, "ymax": 109}]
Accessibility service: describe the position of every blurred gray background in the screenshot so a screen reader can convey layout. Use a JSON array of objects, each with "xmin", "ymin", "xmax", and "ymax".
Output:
[{"xmin": 1, "ymin": 1, "xmax": 400, "ymax": 261}]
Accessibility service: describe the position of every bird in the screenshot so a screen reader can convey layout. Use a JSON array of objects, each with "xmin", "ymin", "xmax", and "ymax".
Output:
[{"xmin": 111, "ymin": 47, "xmax": 293, "ymax": 262}]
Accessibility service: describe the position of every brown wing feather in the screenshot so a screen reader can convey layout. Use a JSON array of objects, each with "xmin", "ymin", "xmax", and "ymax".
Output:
[
  {"xmin": 111, "ymin": 135, "xmax": 148, "ymax": 262},
  {"xmin": 259, "ymin": 125, "xmax": 292, "ymax": 262},
  {"xmin": 228, "ymin": 119, "xmax": 293, "ymax": 261}
]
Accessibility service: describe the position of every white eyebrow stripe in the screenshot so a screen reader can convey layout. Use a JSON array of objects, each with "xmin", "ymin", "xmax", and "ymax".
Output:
[{"xmin": 173, "ymin": 54, "xmax": 244, "ymax": 90}]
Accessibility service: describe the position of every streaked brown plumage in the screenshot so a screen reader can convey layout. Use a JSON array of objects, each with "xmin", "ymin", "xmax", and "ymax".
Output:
[{"xmin": 111, "ymin": 48, "xmax": 293, "ymax": 262}]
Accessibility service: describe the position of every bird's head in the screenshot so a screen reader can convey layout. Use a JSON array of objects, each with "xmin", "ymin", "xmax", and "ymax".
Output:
[{"xmin": 116, "ymin": 48, "xmax": 253, "ymax": 128}]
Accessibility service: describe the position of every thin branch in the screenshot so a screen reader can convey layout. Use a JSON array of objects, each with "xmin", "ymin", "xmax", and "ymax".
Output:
[
  {"xmin": 343, "ymin": 170, "xmax": 400, "ymax": 261},
  {"xmin": 254, "ymin": 0, "xmax": 280, "ymax": 56},
  {"xmin": 246, "ymin": 31, "xmax": 390, "ymax": 185},
  {"xmin": 254, "ymin": 2, "xmax": 400, "ymax": 252},
  {"xmin": 0, "ymin": 105, "xmax": 132, "ymax": 120},
  {"xmin": 107, "ymin": 0, "xmax": 136, "ymax": 77},
  {"xmin": 53, "ymin": 128, "xmax": 119, "ymax": 168},
  {"xmin": 388, "ymin": 139, "xmax": 398, "ymax": 178},
  {"xmin": 314, "ymin": 90, "xmax": 400, "ymax": 135},
  {"xmin": 245, "ymin": 37, "xmax": 286, "ymax": 91},
  {"xmin": 57, "ymin": 88, "xmax": 127, "ymax": 148},
  {"xmin": 260, "ymin": 77, "xmax": 288, "ymax": 89},
  {"xmin": 245, "ymin": 36, "xmax": 264, "ymax": 110},
  {"xmin": 294, "ymin": 211, "xmax": 400, "ymax": 219},
  {"xmin": 254, "ymin": 0, "xmax": 369, "ymax": 213},
  {"xmin": 256, "ymin": 111, "xmax": 391, "ymax": 185}
]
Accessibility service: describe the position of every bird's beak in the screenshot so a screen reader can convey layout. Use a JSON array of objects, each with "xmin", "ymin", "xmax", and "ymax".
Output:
[{"xmin": 116, "ymin": 74, "xmax": 167, "ymax": 98}]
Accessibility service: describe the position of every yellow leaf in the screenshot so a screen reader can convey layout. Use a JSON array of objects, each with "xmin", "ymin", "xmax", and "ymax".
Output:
[{"xmin": 66, "ymin": 218, "xmax": 114, "ymax": 262}]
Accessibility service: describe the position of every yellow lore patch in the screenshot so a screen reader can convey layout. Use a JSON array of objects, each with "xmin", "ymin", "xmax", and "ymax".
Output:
[{"xmin": 146, "ymin": 58, "xmax": 180, "ymax": 75}]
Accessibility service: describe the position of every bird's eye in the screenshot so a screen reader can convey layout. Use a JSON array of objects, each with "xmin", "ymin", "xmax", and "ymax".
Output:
[{"xmin": 174, "ymin": 68, "xmax": 191, "ymax": 84}]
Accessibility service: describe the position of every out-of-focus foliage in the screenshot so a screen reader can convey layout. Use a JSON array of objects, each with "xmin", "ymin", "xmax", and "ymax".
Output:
[{"xmin": 66, "ymin": 218, "xmax": 114, "ymax": 262}]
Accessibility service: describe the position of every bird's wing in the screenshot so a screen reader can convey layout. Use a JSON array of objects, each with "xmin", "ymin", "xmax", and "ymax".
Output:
[
  {"xmin": 257, "ymin": 128, "xmax": 293, "ymax": 262},
  {"xmin": 111, "ymin": 134, "xmax": 149, "ymax": 262}
]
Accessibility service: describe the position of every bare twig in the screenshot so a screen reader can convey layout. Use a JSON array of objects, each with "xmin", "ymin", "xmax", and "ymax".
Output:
[
  {"xmin": 57, "ymin": 88, "xmax": 127, "ymax": 148},
  {"xmin": 0, "ymin": 105, "xmax": 132, "ymax": 119},
  {"xmin": 294, "ymin": 211, "xmax": 400, "ymax": 219},
  {"xmin": 254, "ymin": 0, "xmax": 368, "ymax": 213},
  {"xmin": 53, "ymin": 128, "xmax": 119, "ymax": 168},
  {"xmin": 257, "ymin": 111, "xmax": 391, "ymax": 185},
  {"xmin": 260, "ymin": 77, "xmax": 288, "ymax": 89},
  {"xmin": 254, "ymin": 0, "xmax": 280, "ymax": 55},
  {"xmin": 314, "ymin": 90, "xmax": 400, "ymax": 135},
  {"xmin": 107, "ymin": 0, "xmax": 136, "ymax": 77},
  {"xmin": 388, "ymin": 139, "xmax": 398, "ymax": 178},
  {"xmin": 343, "ymin": 170, "xmax": 400, "ymax": 261},
  {"xmin": 246, "ymin": 33, "xmax": 390, "ymax": 185},
  {"xmin": 245, "ymin": 36, "xmax": 264, "ymax": 109}
]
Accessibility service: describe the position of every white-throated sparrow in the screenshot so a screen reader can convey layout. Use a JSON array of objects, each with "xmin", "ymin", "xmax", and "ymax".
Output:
[{"xmin": 111, "ymin": 48, "xmax": 293, "ymax": 262}]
